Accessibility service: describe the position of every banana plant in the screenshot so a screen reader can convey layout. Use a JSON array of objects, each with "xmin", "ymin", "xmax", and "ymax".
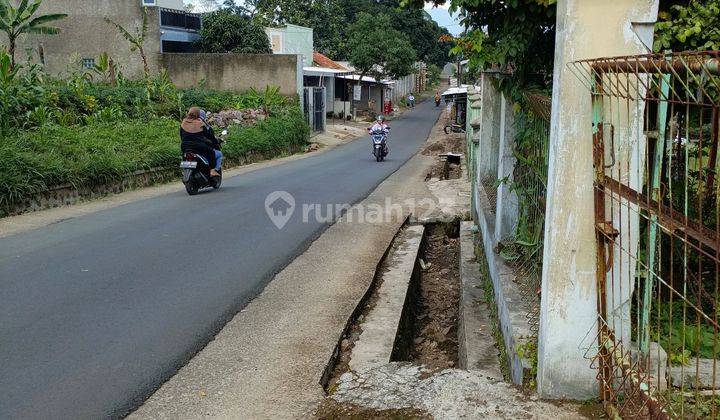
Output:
[
  {"xmin": 0, "ymin": 46, "xmax": 18, "ymax": 86},
  {"xmin": 105, "ymin": 7, "xmax": 149, "ymax": 77},
  {"xmin": 0, "ymin": 0, "xmax": 66, "ymax": 69}
]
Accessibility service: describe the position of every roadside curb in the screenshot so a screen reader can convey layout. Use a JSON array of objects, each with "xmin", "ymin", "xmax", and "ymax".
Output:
[
  {"xmin": 348, "ymin": 224, "xmax": 425, "ymax": 372},
  {"xmin": 475, "ymin": 184, "xmax": 534, "ymax": 385},
  {"xmin": 458, "ymin": 221, "xmax": 502, "ymax": 377}
]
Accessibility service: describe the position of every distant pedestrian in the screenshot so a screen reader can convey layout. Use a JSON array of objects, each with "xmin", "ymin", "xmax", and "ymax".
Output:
[{"xmin": 407, "ymin": 94, "xmax": 415, "ymax": 108}]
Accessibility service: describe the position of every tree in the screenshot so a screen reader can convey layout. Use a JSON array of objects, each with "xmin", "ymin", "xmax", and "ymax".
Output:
[
  {"xmin": 406, "ymin": 0, "xmax": 556, "ymax": 95},
  {"xmin": 105, "ymin": 7, "xmax": 150, "ymax": 77},
  {"xmin": 0, "ymin": 0, "xmax": 66, "ymax": 69},
  {"xmin": 251, "ymin": 0, "xmax": 449, "ymax": 64},
  {"xmin": 197, "ymin": 9, "xmax": 271, "ymax": 54},
  {"xmin": 346, "ymin": 12, "xmax": 417, "ymax": 99},
  {"xmin": 252, "ymin": 0, "xmax": 344, "ymax": 58},
  {"xmin": 654, "ymin": 0, "xmax": 720, "ymax": 52}
]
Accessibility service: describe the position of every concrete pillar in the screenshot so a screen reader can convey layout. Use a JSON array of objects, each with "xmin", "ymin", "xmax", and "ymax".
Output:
[
  {"xmin": 495, "ymin": 95, "xmax": 519, "ymax": 243},
  {"xmin": 537, "ymin": 0, "xmax": 658, "ymax": 399},
  {"xmin": 478, "ymin": 73, "xmax": 501, "ymax": 183}
]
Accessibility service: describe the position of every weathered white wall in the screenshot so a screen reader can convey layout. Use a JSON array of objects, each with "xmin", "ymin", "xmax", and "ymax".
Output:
[{"xmin": 536, "ymin": 0, "xmax": 658, "ymax": 399}]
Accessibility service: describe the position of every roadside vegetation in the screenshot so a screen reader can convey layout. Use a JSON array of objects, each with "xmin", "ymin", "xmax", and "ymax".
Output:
[{"xmin": 0, "ymin": 50, "xmax": 307, "ymax": 213}]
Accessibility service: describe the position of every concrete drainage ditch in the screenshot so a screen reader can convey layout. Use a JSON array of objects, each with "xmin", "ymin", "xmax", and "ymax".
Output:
[{"xmin": 315, "ymin": 218, "xmax": 600, "ymax": 418}]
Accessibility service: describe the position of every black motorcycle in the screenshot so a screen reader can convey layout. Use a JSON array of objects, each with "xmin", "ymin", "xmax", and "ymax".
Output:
[
  {"xmin": 180, "ymin": 130, "xmax": 226, "ymax": 195},
  {"xmin": 369, "ymin": 128, "xmax": 389, "ymax": 162}
]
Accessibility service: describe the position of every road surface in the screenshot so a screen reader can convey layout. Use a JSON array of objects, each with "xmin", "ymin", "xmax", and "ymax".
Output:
[{"xmin": 0, "ymin": 100, "xmax": 441, "ymax": 419}]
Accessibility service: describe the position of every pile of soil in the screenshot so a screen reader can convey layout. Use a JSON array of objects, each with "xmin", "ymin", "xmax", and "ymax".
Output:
[
  {"xmin": 409, "ymin": 227, "xmax": 460, "ymax": 370},
  {"xmin": 427, "ymin": 160, "xmax": 461, "ymax": 180},
  {"xmin": 421, "ymin": 133, "xmax": 465, "ymax": 157}
]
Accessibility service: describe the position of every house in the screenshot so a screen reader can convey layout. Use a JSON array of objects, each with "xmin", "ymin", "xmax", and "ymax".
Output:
[
  {"xmin": 302, "ymin": 52, "xmax": 352, "ymax": 121},
  {"xmin": 264, "ymin": 24, "xmax": 313, "ymax": 67},
  {"xmin": 18, "ymin": 0, "xmax": 200, "ymax": 78}
]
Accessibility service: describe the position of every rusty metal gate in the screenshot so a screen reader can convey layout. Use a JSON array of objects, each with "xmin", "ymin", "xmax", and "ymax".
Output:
[{"xmin": 572, "ymin": 51, "xmax": 720, "ymax": 418}]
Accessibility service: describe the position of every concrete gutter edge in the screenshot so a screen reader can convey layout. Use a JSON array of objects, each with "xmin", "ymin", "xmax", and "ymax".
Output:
[
  {"xmin": 458, "ymin": 222, "xmax": 501, "ymax": 379},
  {"xmin": 348, "ymin": 224, "xmax": 425, "ymax": 372},
  {"xmin": 475, "ymin": 185, "xmax": 534, "ymax": 385},
  {"xmin": 319, "ymin": 214, "xmax": 411, "ymax": 389}
]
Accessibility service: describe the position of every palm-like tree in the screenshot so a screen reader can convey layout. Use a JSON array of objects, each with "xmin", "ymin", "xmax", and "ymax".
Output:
[
  {"xmin": 0, "ymin": 0, "xmax": 66, "ymax": 69},
  {"xmin": 105, "ymin": 8, "xmax": 149, "ymax": 77}
]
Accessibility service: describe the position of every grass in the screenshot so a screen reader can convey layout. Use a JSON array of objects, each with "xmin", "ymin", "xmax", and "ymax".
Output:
[{"xmin": 0, "ymin": 107, "xmax": 309, "ymax": 213}]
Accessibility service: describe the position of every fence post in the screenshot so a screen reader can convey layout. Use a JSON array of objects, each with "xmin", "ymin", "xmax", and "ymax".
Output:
[
  {"xmin": 477, "ymin": 73, "xmax": 502, "ymax": 190},
  {"xmin": 536, "ymin": 0, "xmax": 658, "ymax": 399},
  {"xmin": 495, "ymin": 94, "xmax": 518, "ymax": 242}
]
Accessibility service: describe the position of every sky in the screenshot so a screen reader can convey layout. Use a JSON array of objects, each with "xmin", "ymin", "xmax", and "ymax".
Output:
[
  {"xmin": 183, "ymin": 0, "xmax": 464, "ymax": 36},
  {"xmin": 424, "ymin": 3, "xmax": 464, "ymax": 36}
]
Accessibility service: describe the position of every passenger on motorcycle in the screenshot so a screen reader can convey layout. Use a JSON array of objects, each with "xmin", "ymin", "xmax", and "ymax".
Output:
[
  {"xmin": 180, "ymin": 107, "xmax": 222, "ymax": 177},
  {"xmin": 199, "ymin": 109, "xmax": 223, "ymax": 174}
]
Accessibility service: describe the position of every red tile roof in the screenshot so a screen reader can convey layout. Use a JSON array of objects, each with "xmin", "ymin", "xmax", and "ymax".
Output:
[{"xmin": 312, "ymin": 52, "xmax": 348, "ymax": 71}]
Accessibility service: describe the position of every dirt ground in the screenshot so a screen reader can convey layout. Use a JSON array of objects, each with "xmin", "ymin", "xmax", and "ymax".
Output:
[
  {"xmin": 420, "ymin": 110, "xmax": 465, "ymax": 158},
  {"xmin": 420, "ymin": 111, "xmax": 464, "ymax": 181},
  {"xmin": 410, "ymin": 225, "xmax": 460, "ymax": 370},
  {"xmin": 315, "ymin": 399, "xmax": 432, "ymax": 420}
]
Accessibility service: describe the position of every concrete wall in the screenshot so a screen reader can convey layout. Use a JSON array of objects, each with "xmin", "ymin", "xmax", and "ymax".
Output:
[
  {"xmin": 17, "ymin": 0, "xmax": 161, "ymax": 79},
  {"xmin": 536, "ymin": 0, "xmax": 658, "ymax": 399},
  {"xmin": 160, "ymin": 53, "xmax": 302, "ymax": 97}
]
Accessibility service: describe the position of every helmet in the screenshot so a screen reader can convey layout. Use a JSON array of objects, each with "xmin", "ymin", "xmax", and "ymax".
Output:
[{"xmin": 376, "ymin": 115, "xmax": 384, "ymax": 122}]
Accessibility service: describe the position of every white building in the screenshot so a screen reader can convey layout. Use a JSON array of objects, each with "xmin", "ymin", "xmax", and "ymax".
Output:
[{"xmin": 264, "ymin": 24, "xmax": 314, "ymax": 67}]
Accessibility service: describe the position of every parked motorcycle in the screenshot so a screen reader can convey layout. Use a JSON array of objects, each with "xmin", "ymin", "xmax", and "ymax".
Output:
[
  {"xmin": 369, "ymin": 127, "xmax": 389, "ymax": 162},
  {"xmin": 443, "ymin": 122, "xmax": 465, "ymax": 134},
  {"xmin": 180, "ymin": 130, "xmax": 227, "ymax": 195}
]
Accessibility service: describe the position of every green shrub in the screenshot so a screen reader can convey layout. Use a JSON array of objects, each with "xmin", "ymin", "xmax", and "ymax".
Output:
[
  {"xmin": 223, "ymin": 105, "xmax": 310, "ymax": 157},
  {"xmin": 0, "ymin": 104, "xmax": 309, "ymax": 210}
]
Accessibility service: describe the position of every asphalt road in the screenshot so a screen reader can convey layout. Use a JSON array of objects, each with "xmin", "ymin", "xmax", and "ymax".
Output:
[{"xmin": 0, "ymin": 100, "xmax": 441, "ymax": 419}]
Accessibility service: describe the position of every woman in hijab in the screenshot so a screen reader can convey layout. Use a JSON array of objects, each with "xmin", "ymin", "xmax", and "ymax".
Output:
[{"xmin": 180, "ymin": 107, "xmax": 221, "ymax": 177}]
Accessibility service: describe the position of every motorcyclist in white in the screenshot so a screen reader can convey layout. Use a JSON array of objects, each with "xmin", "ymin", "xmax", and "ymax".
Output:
[
  {"xmin": 368, "ymin": 115, "xmax": 390, "ymax": 158},
  {"xmin": 368, "ymin": 115, "xmax": 390, "ymax": 135}
]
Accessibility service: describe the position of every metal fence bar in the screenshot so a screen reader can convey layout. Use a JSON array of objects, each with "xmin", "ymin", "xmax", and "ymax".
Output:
[{"xmin": 572, "ymin": 50, "xmax": 720, "ymax": 418}]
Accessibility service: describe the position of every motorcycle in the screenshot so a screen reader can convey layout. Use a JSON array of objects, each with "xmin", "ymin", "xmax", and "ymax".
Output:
[
  {"xmin": 180, "ymin": 130, "xmax": 227, "ymax": 196},
  {"xmin": 369, "ymin": 127, "xmax": 389, "ymax": 162}
]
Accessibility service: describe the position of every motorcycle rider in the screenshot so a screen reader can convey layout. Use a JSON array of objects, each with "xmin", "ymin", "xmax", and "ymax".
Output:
[
  {"xmin": 434, "ymin": 91, "xmax": 441, "ymax": 107},
  {"xmin": 368, "ymin": 115, "xmax": 390, "ymax": 154},
  {"xmin": 180, "ymin": 107, "xmax": 220, "ymax": 177}
]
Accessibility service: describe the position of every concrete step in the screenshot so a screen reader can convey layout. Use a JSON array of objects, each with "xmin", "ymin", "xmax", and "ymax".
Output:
[{"xmin": 349, "ymin": 225, "xmax": 425, "ymax": 372}]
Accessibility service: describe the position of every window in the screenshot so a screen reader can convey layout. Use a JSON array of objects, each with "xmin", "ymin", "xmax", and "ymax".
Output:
[
  {"xmin": 270, "ymin": 35, "xmax": 282, "ymax": 53},
  {"xmin": 160, "ymin": 9, "xmax": 201, "ymax": 31},
  {"xmin": 161, "ymin": 40, "xmax": 199, "ymax": 53},
  {"xmin": 82, "ymin": 58, "xmax": 95, "ymax": 69}
]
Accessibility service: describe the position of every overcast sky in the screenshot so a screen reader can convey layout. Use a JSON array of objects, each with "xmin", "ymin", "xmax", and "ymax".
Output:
[{"xmin": 183, "ymin": 0, "xmax": 463, "ymax": 36}]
